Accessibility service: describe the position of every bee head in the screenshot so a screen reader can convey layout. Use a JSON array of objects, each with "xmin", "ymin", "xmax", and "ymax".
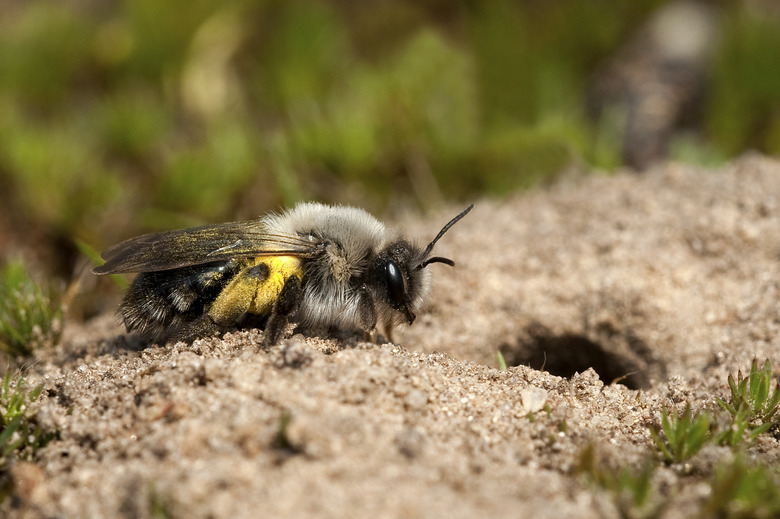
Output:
[{"xmin": 377, "ymin": 205, "xmax": 473, "ymax": 326}]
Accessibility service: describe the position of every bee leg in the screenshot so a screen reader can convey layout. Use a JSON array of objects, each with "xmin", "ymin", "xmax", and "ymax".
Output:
[
  {"xmin": 170, "ymin": 315, "xmax": 223, "ymax": 343},
  {"xmin": 363, "ymin": 329, "xmax": 379, "ymax": 343},
  {"xmin": 262, "ymin": 275, "xmax": 302, "ymax": 347},
  {"xmin": 209, "ymin": 262, "xmax": 270, "ymax": 337},
  {"xmin": 357, "ymin": 285, "xmax": 378, "ymax": 342}
]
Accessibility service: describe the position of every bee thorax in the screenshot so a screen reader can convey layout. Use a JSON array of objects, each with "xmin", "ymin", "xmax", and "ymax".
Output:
[{"xmin": 324, "ymin": 242, "xmax": 355, "ymax": 283}]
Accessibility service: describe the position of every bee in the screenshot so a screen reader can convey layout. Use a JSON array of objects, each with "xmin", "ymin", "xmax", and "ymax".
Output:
[{"xmin": 93, "ymin": 203, "xmax": 472, "ymax": 346}]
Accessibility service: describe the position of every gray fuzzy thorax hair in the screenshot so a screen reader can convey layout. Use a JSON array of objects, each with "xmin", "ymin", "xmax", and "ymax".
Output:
[{"xmin": 262, "ymin": 203, "xmax": 430, "ymax": 332}]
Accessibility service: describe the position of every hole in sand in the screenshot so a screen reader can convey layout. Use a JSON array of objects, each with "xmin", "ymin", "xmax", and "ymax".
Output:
[{"xmin": 500, "ymin": 324, "xmax": 665, "ymax": 390}]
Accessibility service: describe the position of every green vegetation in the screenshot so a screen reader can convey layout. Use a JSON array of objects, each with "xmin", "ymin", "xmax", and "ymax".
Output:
[
  {"xmin": 272, "ymin": 411, "xmax": 297, "ymax": 453},
  {"xmin": 147, "ymin": 487, "xmax": 175, "ymax": 519},
  {"xmin": 650, "ymin": 405, "xmax": 712, "ymax": 464},
  {"xmin": 582, "ymin": 449, "xmax": 780, "ymax": 519},
  {"xmin": 0, "ymin": 371, "xmax": 53, "ymax": 504},
  {"xmin": 1, "ymin": 1, "xmax": 780, "ymax": 510},
  {"xmin": 649, "ymin": 360, "xmax": 780, "ymax": 462},
  {"xmin": 0, "ymin": 371, "xmax": 50, "ymax": 459},
  {"xmin": 703, "ymin": 456, "xmax": 780, "ymax": 519},
  {"xmin": 0, "ymin": 1, "xmax": 778, "ymax": 274},
  {"xmin": 716, "ymin": 359, "xmax": 780, "ymax": 445},
  {"xmin": 0, "ymin": 262, "xmax": 59, "ymax": 505},
  {"xmin": 496, "ymin": 350, "xmax": 508, "ymax": 371},
  {"xmin": 577, "ymin": 444, "xmax": 665, "ymax": 519},
  {"xmin": 582, "ymin": 359, "xmax": 780, "ymax": 517},
  {"xmin": 0, "ymin": 260, "xmax": 62, "ymax": 359}
]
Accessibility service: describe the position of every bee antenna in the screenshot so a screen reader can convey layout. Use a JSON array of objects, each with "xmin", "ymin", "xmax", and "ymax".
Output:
[
  {"xmin": 417, "ymin": 204, "xmax": 473, "ymax": 268},
  {"xmin": 418, "ymin": 256, "xmax": 455, "ymax": 269}
]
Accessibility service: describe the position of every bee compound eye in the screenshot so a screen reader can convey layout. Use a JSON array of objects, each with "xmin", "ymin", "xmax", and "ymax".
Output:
[{"xmin": 385, "ymin": 260, "xmax": 406, "ymax": 306}]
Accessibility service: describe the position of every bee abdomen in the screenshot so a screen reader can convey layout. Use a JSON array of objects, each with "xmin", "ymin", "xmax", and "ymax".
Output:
[{"xmin": 119, "ymin": 261, "xmax": 240, "ymax": 343}]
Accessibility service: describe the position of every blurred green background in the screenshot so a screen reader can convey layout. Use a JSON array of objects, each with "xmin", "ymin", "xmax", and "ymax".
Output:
[{"xmin": 1, "ymin": 0, "xmax": 779, "ymax": 284}]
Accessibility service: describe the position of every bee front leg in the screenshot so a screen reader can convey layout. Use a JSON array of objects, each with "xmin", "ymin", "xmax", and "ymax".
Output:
[
  {"xmin": 263, "ymin": 275, "xmax": 302, "ymax": 347},
  {"xmin": 357, "ymin": 284, "xmax": 378, "ymax": 343}
]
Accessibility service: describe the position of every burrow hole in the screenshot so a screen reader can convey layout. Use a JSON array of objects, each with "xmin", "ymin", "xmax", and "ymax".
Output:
[{"xmin": 500, "ymin": 326, "xmax": 666, "ymax": 390}]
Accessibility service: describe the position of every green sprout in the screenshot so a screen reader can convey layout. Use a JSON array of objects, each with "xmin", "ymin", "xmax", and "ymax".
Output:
[
  {"xmin": 715, "ymin": 406, "xmax": 760, "ymax": 447},
  {"xmin": 272, "ymin": 411, "xmax": 299, "ymax": 454},
  {"xmin": 702, "ymin": 455, "xmax": 780, "ymax": 519},
  {"xmin": 576, "ymin": 444, "xmax": 665, "ymax": 519},
  {"xmin": 717, "ymin": 359, "xmax": 780, "ymax": 444},
  {"xmin": 650, "ymin": 405, "xmax": 712, "ymax": 464},
  {"xmin": 0, "ymin": 260, "xmax": 62, "ymax": 358},
  {"xmin": 0, "ymin": 371, "xmax": 51, "ymax": 460},
  {"xmin": 496, "ymin": 350, "xmax": 508, "ymax": 370},
  {"xmin": 148, "ymin": 486, "xmax": 175, "ymax": 519}
]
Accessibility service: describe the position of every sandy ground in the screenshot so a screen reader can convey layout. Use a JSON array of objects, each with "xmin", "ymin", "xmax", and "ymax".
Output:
[{"xmin": 5, "ymin": 154, "xmax": 780, "ymax": 518}]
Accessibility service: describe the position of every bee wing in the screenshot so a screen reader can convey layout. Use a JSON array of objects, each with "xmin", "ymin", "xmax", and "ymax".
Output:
[{"xmin": 93, "ymin": 220, "xmax": 319, "ymax": 274}]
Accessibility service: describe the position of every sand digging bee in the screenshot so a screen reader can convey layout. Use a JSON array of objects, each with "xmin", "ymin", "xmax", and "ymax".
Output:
[{"xmin": 94, "ymin": 203, "xmax": 472, "ymax": 346}]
